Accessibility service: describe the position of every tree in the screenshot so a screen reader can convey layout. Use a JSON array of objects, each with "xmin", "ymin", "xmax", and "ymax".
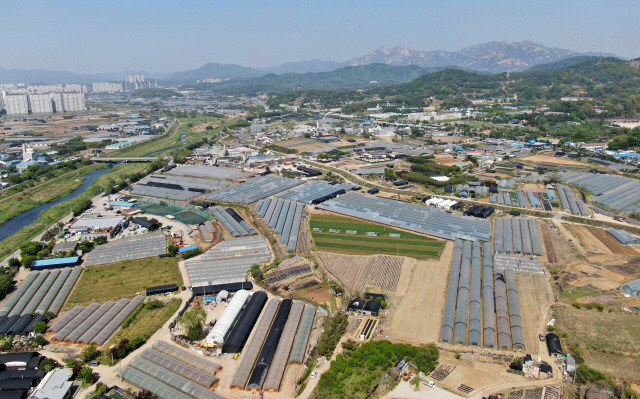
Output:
[
  {"xmin": 250, "ymin": 264, "xmax": 263, "ymax": 282},
  {"xmin": 33, "ymin": 335, "xmax": 47, "ymax": 346},
  {"xmin": 81, "ymin": 344, "xmax": 100, "ymax": 362},
  {"xmin": 93, "ymin": 383, "xmax": 108, "ymax": 397},
  {"xmin": 32, "ymin": 321, "xmax": 47, "ymax": 334},
  {"xmin": 93, "ymin": 236, "xmax": 107, "ymax": 245},
  {"xmin": 178, "ymin": 307, "xmax": 206, "ymax": 341},
  {"xmin": 7, "ymin": 258, "xmax": 20, "ymax": 268},
  {"xmin": 168, "ymin": 245, "xmax": 179, "ymax": 257},
  {"xmin": 40, "ymin": 358, "xmax": 60, "ymax": 373},
  {"xmin": 135, "ymin": 390, "xmax": 158, "ymax": 399}
]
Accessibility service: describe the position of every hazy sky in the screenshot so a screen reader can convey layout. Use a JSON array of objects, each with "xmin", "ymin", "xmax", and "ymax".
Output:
[{"xmin": 2, "ymin": 0, "xmax": 639, "ymax": 73}]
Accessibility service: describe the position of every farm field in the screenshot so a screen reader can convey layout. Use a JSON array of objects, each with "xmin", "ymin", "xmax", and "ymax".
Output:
[
  {"xmin": 386, "ymin": 240, "xmax": 454, "ymax": 345},
  {"xmin": 65, "ymin": 257, "xmax": 182, "ymax": 308},
  {"xmin": 310, "ymin": 214, "xmax": 445, "ymax": 259},
  {"xmin": 555, "ymin": 305, "xmax": 640, "ymax": 384},
  {"xmin": 100, "ymin": 298, "xmax": 181, "ymax": 365},
  {"xmin": 521, "ymin": 154, "xmax": 589, "ymax": 167},
  {"xmin": 316, "ymin": 252, "xmax": 404, "ymax": 295},
  {"xmin": 568, "ymin": 224, "xmax": 637, "ymax": 256}
]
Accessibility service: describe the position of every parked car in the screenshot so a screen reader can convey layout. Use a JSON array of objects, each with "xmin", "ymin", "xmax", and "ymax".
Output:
[{"xmin": 310, "ymin": 370, "xmax": 318, "ymax": 379}]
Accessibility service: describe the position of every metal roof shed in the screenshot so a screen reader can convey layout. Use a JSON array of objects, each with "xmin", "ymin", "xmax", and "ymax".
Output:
[
  {"xmin": 119, "ymin": 366, "xmax": 194, "ymax": 399},
  {"xmin": 31, "ymin": 257, "xmax": 80, "ymax": 270},
  {"xmin": 152, "ymin": 340, "xmax": 221, "ymax": 375},
  {"xmin": 140, "ymin": 349, "xmax": 218, "ymax": 388}
]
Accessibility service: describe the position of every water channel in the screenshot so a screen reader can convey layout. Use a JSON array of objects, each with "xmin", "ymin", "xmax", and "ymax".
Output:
[{"xmin": 0, "ymin": 166, "xmax": 111, "ymax": 243}]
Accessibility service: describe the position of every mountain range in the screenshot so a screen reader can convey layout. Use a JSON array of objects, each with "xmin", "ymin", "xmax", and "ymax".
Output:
[
  {"xmin": 0, "ymin": 41, "xmax": 625, "ymax": 85},
  {"xmin": 347, "ymin": 41, "xmax": 618, "ymax": 73}
]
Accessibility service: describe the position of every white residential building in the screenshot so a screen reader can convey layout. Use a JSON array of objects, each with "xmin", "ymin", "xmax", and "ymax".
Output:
[{"xmin": 92, "ymin": 82, "xmax": 124, "ymax": 93}]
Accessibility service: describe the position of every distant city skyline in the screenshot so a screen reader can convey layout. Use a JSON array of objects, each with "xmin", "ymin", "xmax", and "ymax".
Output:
[{"xmin": 2, "ymin": 0, "xmax": 639, "ymax": 74}]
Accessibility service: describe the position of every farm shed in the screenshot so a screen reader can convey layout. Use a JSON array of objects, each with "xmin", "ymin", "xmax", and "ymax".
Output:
[
  {"xmin": 546, "ymin": 333, "xmax": 564, "ymax": 357},
  {"xmin": 231, "ymin": 298, "xmax": 280, "ymax": 389},
  {"xmin": 205, "ymin": 290, "xmax": 250, "ymax": 346},
  {"xmin": 192, "ymin": 282, "xmax": 253, "ymax": 296},
  {"xmin": 205, "ymin": 175, "xmax": 303, "ymax": 204},
  {"xmin": 247, "ymin": 299, "xmax": 293, "ymax": 390},
  {"xmin": 152, "ymin": 340, "xmax": 221, "ymax": 375},
  {"xmin": 223, "ymin": 291, "xmax": 268, "ymax": 354},
  {"xmin": 0, "ymin": 267, "xmax": 81, "ymax": 318},
  {"xmin": 146, "ymin": 284, "xmax": 179, "ymax": 296},
  {"xmin": 317, "ymin": 192, "xmax": 492, "ymax": 242},
  {"xmin": 363, "ymin": 300, "xmax": 382, "ymax": 317},
  {"xmin": 263, "ymin": 300, "xmax": 305, "ymax": 391},
  {"xmin": 140, "ymin": 349, "xmax": 219, "ymax": 388},
  {"xmin": 31, "ymin": 257, "xmax": 80, "ymax": 270},
  {"xmin": 289, "ymin": 304, "xmax": 317, "ymax": 364}
]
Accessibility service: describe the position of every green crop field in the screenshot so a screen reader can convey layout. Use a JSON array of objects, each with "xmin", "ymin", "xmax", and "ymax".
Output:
[
  {"xmin": 64, "ymin": 257, "xmax": 182, "ymax": 308},
  {"xmin": 309, "ymin": 214, "xmax": 444, "ymax": 259}
]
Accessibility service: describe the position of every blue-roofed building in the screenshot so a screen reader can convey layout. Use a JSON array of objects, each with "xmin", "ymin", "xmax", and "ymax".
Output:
[
  {"xmin": 178, "ymin": 245, "xmax": 199, "ymax": 253},
  {"xmin": 109, "ymin": 201, "xmax": 137, "ymax": 208},
  {"xmin": 547, "ymin": 190, "xmax": 557, "ymax": 201},
  {"xmin": 31, "ymin": 256, "xmax": 80, "ymax": 270}
]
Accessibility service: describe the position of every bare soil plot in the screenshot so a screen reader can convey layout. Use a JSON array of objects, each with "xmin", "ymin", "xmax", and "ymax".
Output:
[
  {"xmin": 566, "ymin": 260, "xmax": 627, "ymax": 291},
  {"xmin": 386, "ymin": 241, "xmax": 453, "ymax": 344},
  {"xmin": 569, "ymin": 224, "xmax": 637, "ymax": 255},
  {"xmin": 432, "ymin": 353, "xmax": 526, "ymax": 397},
  {"xmin": 516, "ymin": 274, "xmax": 553, "ymax": 355},
  {"xmin": 556, "ymin": 305, "xmax": 640, "ymax": 383},
  {"xmin": 539, "ymin": 222, "xmax": 558, "ymax": 263},
  {"xmin": 430, "ymin": 136, "xmax": 468, "ymax": 142},
  {"xmin": 434, "ymin": 154, "xmax": 467, "ymax": 166},
  {"xmin": 521, "ymin": 154, "xmax": 589, "ymax": 167},
  {"xmin": 316, "ymin": 252, "xmax": 404, "ymax": 295},
  {"xmin": 278, "ymin": 138, "xmax": 337, "ymax": 152}
]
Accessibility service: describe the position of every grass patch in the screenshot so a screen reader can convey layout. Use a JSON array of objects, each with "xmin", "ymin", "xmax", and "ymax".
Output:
[
  {"xmin": 555, "ymin": 305, "xmax": 640, "ymax": 384},
  {"xmin": 65, "ymin": 258, "xmax": 182, "ymax": 308},
  {"xmin": 99, "ymin": 299, "xmax": 180, "ymax": 365},
  {"xmin": 559, "ymin": 285, "xmax": 602, "ymax": 301},
  {"xmin": 310, "ymin": 214, "xmax": 444, "ymax": 259},
  {"xmin": 110, "ymin": 122, "xmax": 182, "ymax": 157}
]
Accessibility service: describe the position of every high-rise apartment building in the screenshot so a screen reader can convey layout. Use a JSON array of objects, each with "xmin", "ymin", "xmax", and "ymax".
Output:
[
  {"xmin": 61, "ymin": 92, "xmax": 86, "ymax": 112},
  {"xmin": 28, "ymin": 93, "xmax": 54, "ymax": 114},
  {"xmin": 92, "ymin": 82, "xmax": 124, "ymax": 93},
  {"xmin": 1, "ymin": 93, "xmax": 30, "ymax": 115}
]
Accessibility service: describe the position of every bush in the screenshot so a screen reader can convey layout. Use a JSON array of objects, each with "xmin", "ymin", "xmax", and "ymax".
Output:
[
  {"xmin": 40, "ymin": 358, "xmax": 60, "ymax": 373},
  {"xmin": 33, "ymin": 335, "xmax": 47, "ymax": 346},
  {"xmin": 93, "ymin": 382, "xmax": 108, "ymax": 397},
  {"xmin": 144, "ymin": 299, "xmax": 164, "ymax": 310},
  {"xmin": 181, "ymin": 248, "xmax": 202, "ymax": 259},
  {"xmin": 81, "ymin": 344, "xmax": 100, "ymax": 362},
  {"xmin": 317, "ymin": 313, "xmax": 348, "ymax": 358},
  {"xmin": 314, "ymin": 340, "xmax": 439, "ymax": 399}
]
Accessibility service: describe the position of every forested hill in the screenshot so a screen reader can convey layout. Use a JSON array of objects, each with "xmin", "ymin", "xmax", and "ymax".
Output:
[
  {"xmin": 288, "ymin": 57, "xmax": 640, "ymax": 110},
  {"xmin": 185, "ymin": 64, "xmax": 459, "ymax": 93}
]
